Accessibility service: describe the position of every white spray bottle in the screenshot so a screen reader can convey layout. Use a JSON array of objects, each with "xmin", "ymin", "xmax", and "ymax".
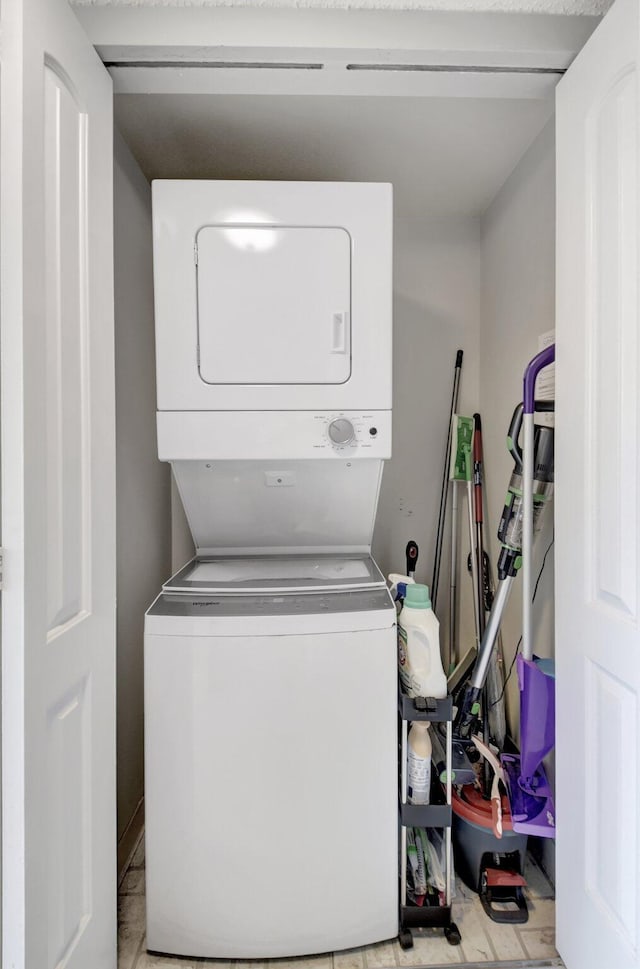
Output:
[{"xmin": 388, "ymin": 573, "xmax": 415, "ymax": 603}]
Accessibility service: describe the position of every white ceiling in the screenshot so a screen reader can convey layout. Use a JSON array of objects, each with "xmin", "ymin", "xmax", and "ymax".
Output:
[
  {"xmin": 115, "ymin": 93, "xmax": 554, "ymax": 219},
  {"xmin": 77, "ymin": 0, "xmax": 612, "ymax": 11}
]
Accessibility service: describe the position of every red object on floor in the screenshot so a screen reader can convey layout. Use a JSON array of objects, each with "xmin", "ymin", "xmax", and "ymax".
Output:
[{"xmin": 484, "ymin": 868, "xmax": 526, "ymax": 888}]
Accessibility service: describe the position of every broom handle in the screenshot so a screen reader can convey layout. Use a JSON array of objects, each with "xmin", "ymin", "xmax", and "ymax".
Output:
[
  {"xmin": 449, "ymin": 479, "xmax": 459, "ymax": 673},
  {"xmin": 467, "ymin": 478, "xmax": 482, "ymax": 649},
  {"xmin": 432, "ymin": 350, "xmax": 463, "ymax": 609},
  {"xmin": 473, "ymin": 413, "xmax": 486, "ymax": 638},
  {"xmin": 470, "ymin": 575, "xmax": 515, "ymax": 691}
]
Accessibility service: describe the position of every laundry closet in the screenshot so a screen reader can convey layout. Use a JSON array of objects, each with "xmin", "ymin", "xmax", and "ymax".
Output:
[
  {"xmin": 3, "ymin": 1, "xmax": 639, "ymax": 968},
  {"xmin": 106, "ymin": 34, "xmax": 565, "ymax": 967}
]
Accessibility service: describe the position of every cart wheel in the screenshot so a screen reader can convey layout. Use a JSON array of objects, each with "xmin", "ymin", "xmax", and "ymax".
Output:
[
  {"xmin": 445, "ymin": 923, "xmax": 461, "ymax": 946},
  {"xmin": 399, "ymin": 929, "xmax": 414, "ymax": 950}
]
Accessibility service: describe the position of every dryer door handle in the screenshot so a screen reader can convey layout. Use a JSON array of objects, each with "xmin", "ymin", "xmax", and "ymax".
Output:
[{"xmin": 331, "ymin": 311, "xmax": 348, "ymax": 354}]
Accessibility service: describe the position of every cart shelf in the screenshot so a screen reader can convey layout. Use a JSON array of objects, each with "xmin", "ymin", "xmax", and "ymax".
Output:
[
  {"xmin": 398, "ymin": 688, "xmax": 460, "ymax": 950},
  {"xmin": 398, "ymin": 694, "xmax": 453, "ymax": 723},
  {"xmin": 400, "ymin": 802, "xmax": 452, "ymax": 828}
]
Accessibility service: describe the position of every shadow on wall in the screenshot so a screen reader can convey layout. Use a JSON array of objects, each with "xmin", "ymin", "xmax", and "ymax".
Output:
[{"xmin": 372, "ymin": 290, "xmax": 477, "ymax": 660}]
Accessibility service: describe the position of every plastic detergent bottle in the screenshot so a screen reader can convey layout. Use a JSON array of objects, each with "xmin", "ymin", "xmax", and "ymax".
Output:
[
  {"xmin": 397, "ymin": 584, "xmax": 447, "ymax": 699},
  {"xmin": 408, "ymin": 721, "xmax": 432, "ymax": 805}
]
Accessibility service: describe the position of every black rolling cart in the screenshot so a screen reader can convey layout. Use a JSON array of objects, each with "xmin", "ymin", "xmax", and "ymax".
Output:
[{"xmin": 398, "ymin": 693, "xmax": 461, "ymax": 949}]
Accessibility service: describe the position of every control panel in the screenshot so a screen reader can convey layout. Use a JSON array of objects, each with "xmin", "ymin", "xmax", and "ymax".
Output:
[
  {"xmin": 316, "ymin": 413, "xmax": 385, "ymax": 452},
  {"xmin": 158, "ymin": 410, "xmax": 391, "ymax": 461}
]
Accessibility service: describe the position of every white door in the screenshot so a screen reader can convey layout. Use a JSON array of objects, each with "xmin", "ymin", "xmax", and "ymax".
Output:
[
  {"xmin": 556, "ymin": 0, "xmax": 640, "ymax": 967},
  {"xmin": 1, "ymin": 0, "xmax": 116, "ymax": 966}
]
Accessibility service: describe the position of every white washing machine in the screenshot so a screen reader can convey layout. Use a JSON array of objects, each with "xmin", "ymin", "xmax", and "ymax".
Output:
[
  {"xmin": 145, "ymin": 181, "xmax": 396, "ymax": 958},
  {"xmin": 145, "ymin": 555, "xmax": 398, "ymax": 958}
]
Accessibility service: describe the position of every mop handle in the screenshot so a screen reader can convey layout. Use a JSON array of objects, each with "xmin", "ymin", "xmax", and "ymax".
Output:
[
  {"xmin": 522, "ymin": 345, "xmax": 555, "ymax": 661},
  {"xmin": 449, "ymin": 479, "xmax": 459, "ymax": 673},
  {"xmin": 431, "ymin": 350, "xmax": 463, "ymax": 609},
  {"xmin": 472, "ymin": 413, "xmax": 486, "ymax": 637}
]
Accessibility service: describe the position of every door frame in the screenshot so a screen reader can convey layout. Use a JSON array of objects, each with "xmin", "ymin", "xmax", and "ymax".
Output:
[{"xmin": 3, "ymin": 0, "xmax": 604, "ymax": 961}]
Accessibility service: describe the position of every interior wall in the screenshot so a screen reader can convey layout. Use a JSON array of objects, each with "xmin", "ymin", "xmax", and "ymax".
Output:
[
  {"xmin": 479, "ymin": 119, "xmax": 556, "ymax": 876},
  {"xmin": 372, "ymin": 215, "xmax": 481, "ymax": 661},
  {"xmin": 171, "ymin": 478, "xmax": 195, "ymax": 572},
  {"xmin": 114, "ymin": 131, "xmax": 172, "ymax": 848}
]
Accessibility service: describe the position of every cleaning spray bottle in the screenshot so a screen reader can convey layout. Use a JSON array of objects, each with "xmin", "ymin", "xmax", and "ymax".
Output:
[
  {"xmin": 397, "ymin": 583, "xmax": 447, "ymax": 699},
  {"xmin": 408, "ymin": 721, "xmax": 432, "ymax": 804},
  {"xmin": 388, "ymin": 573, "xmax": 415, "ymax": 604}
]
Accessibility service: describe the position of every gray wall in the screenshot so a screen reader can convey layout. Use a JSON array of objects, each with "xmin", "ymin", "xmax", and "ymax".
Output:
[
  {"xmin": 114, "ymin": 131, "xmax": 172, "ymax": 844},
  {"xmin": 171, "ymin": 478, "xmax": 194, "ymax": 573},
  {"xmin": 480, "ymin": 119, "xmax": 556, "ymax": 879},
  {"xmin": 373, "ymin": 215, "xmax": 481, "ymax": 662}
]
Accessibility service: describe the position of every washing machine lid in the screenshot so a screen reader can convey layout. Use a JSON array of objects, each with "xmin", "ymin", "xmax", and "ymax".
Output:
[
  {"xmin": 169, "ymin": 455, "xmax": 386, "ymax": 556},
  {"xmin": 163, "ymin": 553, "xmax": 387, "ymax": 595}
]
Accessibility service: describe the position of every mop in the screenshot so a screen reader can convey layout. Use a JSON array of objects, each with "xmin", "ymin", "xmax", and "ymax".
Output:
[
  {"xmin": 432, "ymin": 415, "xmax": 477, "ymax": 787},
  {"xmin": 500, "ymin": 346, "xmax": 556, "ymax": 838},
  {"xmin": 453, "ymin": 347, "xmax": 556, "ymax": 837}
]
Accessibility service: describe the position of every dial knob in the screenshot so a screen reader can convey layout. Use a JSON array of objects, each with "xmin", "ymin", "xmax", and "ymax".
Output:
[{"xmin": 328, "ymin": 418, "xmax": 355, "ymax": 446}]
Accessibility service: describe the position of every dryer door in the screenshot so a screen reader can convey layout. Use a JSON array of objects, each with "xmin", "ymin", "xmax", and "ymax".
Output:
[{"xmin": 196, "ymin": 225, "xmax": 351, "ymax": 386}]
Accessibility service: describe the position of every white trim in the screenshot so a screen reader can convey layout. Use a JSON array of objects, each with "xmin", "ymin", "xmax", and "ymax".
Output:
[
  {"xmin": 74, "ymin": 6, "xmax": 599, "ymax": 63},
  {"xmin": 71, "ymin": 0, "xmax": 609, "ymax": 11},
  {"xmin": 109, "ymin": 62, "xmax": 561, "ymax": 97},
  {"xmin": 74, "ymin": 6, "xmax": 599, "ymax": 97}
]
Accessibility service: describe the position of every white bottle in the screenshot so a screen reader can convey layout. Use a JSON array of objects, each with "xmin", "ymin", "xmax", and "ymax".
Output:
[
  {"xmin": 408, "ymin": 721, "xmax": 432, "ymax": 805},
  {"xmin": 397, "ymin": 583, "xmax": 447, "ymax": 699}
]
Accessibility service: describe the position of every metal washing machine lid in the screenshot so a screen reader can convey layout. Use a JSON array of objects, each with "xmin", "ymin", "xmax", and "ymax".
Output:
[{"xmin": 162, "ymin": 552, "xmax": 387, "ymax": 595}]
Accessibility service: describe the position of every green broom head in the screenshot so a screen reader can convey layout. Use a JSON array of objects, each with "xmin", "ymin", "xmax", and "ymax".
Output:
[{"xmin": 449, "ymin": 415, "xmax": 474, "ymax": 482}]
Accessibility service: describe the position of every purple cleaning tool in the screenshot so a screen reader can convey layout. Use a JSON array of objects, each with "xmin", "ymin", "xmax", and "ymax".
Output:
[{"xmin": 501, "ymin": 656, "xmax": 556, "ymax": 838}]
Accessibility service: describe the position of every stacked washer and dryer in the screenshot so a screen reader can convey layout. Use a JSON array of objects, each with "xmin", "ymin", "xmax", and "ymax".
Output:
[{"xmin": 144, "ymin": 181, "xmax": 398, "ymax": 959}]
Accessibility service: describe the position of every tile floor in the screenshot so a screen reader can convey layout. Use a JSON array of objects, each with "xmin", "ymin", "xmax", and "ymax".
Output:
[{"xmin": 119, "ymin": 835, "xmax": 559, "ymax": 969}]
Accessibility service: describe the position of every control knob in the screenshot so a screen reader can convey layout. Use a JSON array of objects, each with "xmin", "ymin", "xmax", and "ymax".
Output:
[{"xmin": 328, "ymin": 418, "xmax": 355, "ymax": 446}]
